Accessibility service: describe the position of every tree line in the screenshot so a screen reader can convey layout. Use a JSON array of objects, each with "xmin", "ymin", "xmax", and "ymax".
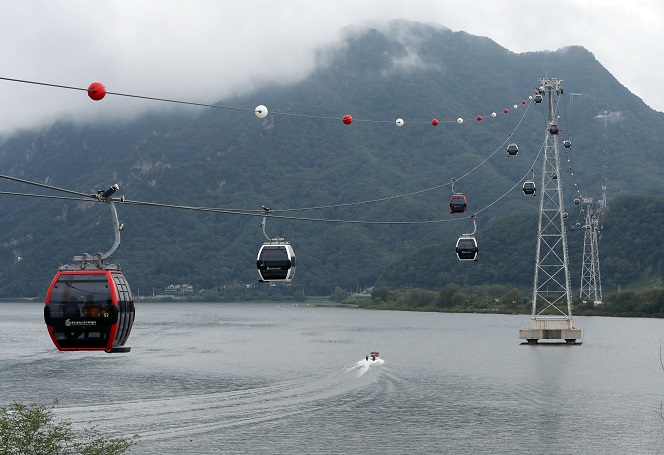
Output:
[{"xmin": 344, "ymin": 284, "xmax": 664, "ymax": 318}]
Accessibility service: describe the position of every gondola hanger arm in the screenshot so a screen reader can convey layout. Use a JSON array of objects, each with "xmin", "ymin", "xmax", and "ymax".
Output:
[
  {"xmin": 464, "ymin": 214, "xmax": 477, "ymax": 236},
  {"xmin": 451, "ymin": 178, "xmax": 458, "ymax": 195},
  {"xmin": 73, "ymin": 184, "xmax": 123, "ymax": 268},
  {"xmin": 261, "ymin": 206, "xmax": 284, "ymax": 243}
]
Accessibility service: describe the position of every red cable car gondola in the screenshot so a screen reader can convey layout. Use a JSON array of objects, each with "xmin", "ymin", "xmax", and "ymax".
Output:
[
  {"xmin": 44, "ymin": 267, "xmax": 134, "ymax": 353},
  {"xmin": 43, "ymin": 184, "xmax": 134, "ymax": 353},
  {"xmin": 450, "ymin": 194, "xmax": 467, "ymax": 214}
]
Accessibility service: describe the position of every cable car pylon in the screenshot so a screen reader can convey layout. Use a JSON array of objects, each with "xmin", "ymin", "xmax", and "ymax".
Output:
[
  {"xmin": 519, "ymin": 77, "xmax": 583, "ymax": 345},
  {"xmin": 579, "ymin": 199, "xmax": 602, "ymax": 304}
]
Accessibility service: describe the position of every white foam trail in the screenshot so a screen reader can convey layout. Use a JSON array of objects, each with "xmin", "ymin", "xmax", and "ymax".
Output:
[{"xmin": 344, "ymin": 358, "xmax": 384, "ymax": 376}]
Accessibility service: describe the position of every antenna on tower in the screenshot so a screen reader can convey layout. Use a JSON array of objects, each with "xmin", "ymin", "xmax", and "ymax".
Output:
[{"xmin": 568, "ymin": 92, "xmax": 583, "ymax": 107}]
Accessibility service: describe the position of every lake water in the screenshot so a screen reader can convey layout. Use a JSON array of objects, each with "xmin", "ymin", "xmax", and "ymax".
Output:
[{"xmin": 1, "ymin": 302, "xmax": 663, "ymax": 454}]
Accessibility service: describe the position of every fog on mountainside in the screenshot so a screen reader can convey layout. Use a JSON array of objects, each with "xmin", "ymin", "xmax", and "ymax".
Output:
[{"xmin": 0, "ymin": 21, "xmax": 661, "ymax": 298}]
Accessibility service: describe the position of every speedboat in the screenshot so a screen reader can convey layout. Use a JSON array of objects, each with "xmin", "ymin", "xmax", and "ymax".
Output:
[{"xmin": 369, "ymin": 351, "xmax": 379, "ymax": 361}]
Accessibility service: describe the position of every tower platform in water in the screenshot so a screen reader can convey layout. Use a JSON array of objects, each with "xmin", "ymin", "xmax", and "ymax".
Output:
[{"xmin": 519, "ymin": 317, "xmax": 583, "ymax": 344}]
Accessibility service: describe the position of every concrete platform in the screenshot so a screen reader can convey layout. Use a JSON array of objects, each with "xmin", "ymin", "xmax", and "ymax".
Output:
[{"xmin": 519, "ymin": 317, "xmax": 582, "ymax": 344}]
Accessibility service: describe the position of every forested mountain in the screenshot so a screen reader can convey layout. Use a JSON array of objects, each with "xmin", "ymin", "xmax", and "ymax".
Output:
[{"xmin": 0, "ymin": 21, "xmax": 661, "ymax": 298}]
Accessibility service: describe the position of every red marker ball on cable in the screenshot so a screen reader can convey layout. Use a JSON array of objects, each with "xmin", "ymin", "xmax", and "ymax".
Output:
[{"xmin": 87, "ymin": 82, "xmax": 106, "ymax": 101}]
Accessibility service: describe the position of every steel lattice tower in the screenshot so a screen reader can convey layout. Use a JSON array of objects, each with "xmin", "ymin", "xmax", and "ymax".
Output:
[
  {"xmin": 579, "ymin": 199, "xmax": 602, "ymax": 304},
  {"xmin": 519, "ymin": 77, "xmax": 582, "ymax": 344},
  {"xmin": 531, "ymin": 78, "xmax": 572, "ymax": 317}
]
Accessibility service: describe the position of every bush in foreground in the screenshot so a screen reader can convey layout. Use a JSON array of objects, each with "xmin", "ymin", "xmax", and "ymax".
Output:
[{"xmin": 0, "ymin": 401, "xmax": 138, "ymax": 455}]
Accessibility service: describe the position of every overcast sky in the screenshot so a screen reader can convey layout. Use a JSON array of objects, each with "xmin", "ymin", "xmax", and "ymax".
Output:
[{"xmin": 0, "ymin": 0, "xmax": 661, "ymax": 136}]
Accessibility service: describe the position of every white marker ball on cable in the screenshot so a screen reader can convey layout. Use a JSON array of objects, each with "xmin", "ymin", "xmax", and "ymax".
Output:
[
  {"xmin": 396, "ymin": 118, "xmax": 404, "ymax": 127},
  {"xmin": 457, "ymin": 118, "xmax": 463, "ymax": 124},
  {"xmin": 255, "ymin": 105, "xmax": 268, "ymax": 119}
]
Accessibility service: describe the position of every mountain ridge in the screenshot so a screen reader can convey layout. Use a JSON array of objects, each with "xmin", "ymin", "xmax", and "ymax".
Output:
[{"xmin": 0, "ymin": 20, "xmax": 660, "ymax": 297}]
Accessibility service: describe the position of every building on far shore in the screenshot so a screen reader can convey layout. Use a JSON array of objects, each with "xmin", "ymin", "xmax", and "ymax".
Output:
[{"xmin": 164, "ymin": 284, "xmax": 193, "ymax": 295}]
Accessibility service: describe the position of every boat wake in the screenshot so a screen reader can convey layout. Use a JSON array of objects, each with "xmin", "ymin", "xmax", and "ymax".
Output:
[
  {"xmin": 345, "ymin": 357, "xmax": 385, "ymax": 376},
  {"xmin": 56, "ymin": 358, "xmax": 392, "ymax": 453}
]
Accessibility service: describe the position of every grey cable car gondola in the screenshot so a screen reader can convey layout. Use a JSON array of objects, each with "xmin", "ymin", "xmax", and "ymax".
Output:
[
  {"xmin": 257, "ymin": 208, "xmax": 296, "ymax": 283},
  {"xmin": 549, "ymin": 124, "xmax": 559, "ymax": 135},
  {"xmin": 563, "ymin": 139, "xmax": 571, "ymax": 148},
  {"xmin": 507, "ymin": 143, "xmax": 518, "ymax": 156},
  {"xmin": 256, "ymin": 243, "xmax": 296, "ymax": 282},
  {"xmin": 574, "ymin": 198, "xmax": 581, "ymax": 205},
  {"xmin": 456, "ymin": 236, "xmax": 478, "ymax": 261},
  {"xmin": 523, "ymin": 181, "xmax": 536, "ymax": 196},
  {"xmin": 456, "ymin": 216, "xmax": 479, "ymax": 262},
  {"xmin": 534, "ymin": 94, "xmax": 543, "ymax": 104}
]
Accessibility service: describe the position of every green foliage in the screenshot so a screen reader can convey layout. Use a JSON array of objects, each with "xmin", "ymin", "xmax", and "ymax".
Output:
[
  {"xmin": 0, "ymin": 401, "xmax": 138, "ymax": 455},
  {"xmin": 358, "ymin": 284, "xmax": 529, "ymax": 314},
  {"xmin": 438, "ymin": 284, "xmax": 465, "ymax": 309},
  {"xmin": 575, "ymin": 288, "xmax": 664, "ymax": 317},
  {"xmin": 360, "ymin": 282, "xmax": 664, "ymax": 318},
  {"xmin": 329, "ymin": 286, "xmax": 351, "ymax": 303},
  {"xmin": 370, "ymin": 286, "xmax": 391, "ymax": 304}
]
